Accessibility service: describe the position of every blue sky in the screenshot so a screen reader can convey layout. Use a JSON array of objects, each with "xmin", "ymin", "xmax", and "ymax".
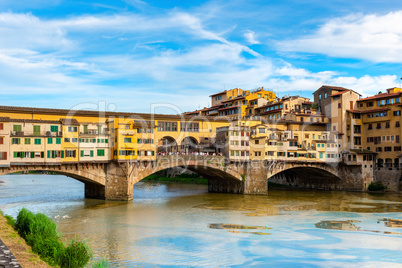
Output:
[{"xmin": 1, "ymin": 0, "xmax": 402, "ymax": 114}]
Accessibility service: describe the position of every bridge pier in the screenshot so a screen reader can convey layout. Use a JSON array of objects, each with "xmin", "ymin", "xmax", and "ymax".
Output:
[
  {"xmin": 244, "ymin": 161, "xmax": 268, "ymax": 195},
  {"xmin": 104, "ymin": 162, "xmax": 134, "ymax": 201}
]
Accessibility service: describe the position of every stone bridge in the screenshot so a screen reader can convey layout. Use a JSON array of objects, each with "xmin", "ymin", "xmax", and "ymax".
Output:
[{"xmin": 0, "ymin": 156, "xmax": 366, "ymax": 200}]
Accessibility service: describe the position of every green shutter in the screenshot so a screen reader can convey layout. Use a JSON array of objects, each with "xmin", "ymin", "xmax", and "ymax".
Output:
[
  {"xmin": 105, "ymin": 139, "xmax": 108, "ymax": 143},
  {"xmin": 61, "ymin": 151, "xmax": 64, "ymax": 158},
  {"xmin": 25, "ymin": 138, "xmax": 30, "ymax": 144},
  {"xmin": 81, "ymin": 150, "xmax": 84, "ymax": 157},
  {"xmin": 92, "ymin": 139, "xmax": 96, "ymax": 143},
  {"xmin": 33, "ymin": 125, "xmax": 40, "ymax": 136},
  {"xmin": 48, "ymin": 138, "xmax": 53, "ymax": 144},
  {"xmin": 14, "ymin": 152, "xmax": 17, "ymax": 158},
  {"xmin": 97, "ymin": 139, "xmax": 100, "ymax": 143},
  {"xmin": 47, "ymin": 150, "xmax": 50, "ymax": 158},
  {"xmin": 56, "ymin": 138, "xmax": 61, "ymax": 144},
  {"xmin": 31, "ymin": 152, "xmax": 34, "ymax": 158},
  {"xmin": 41, "ymin": 152, "xmax": 44, "ymax": 158},
  {"xmin": 90, "ymin": 151, "xmax": 94, "ymax": 157},
  {"xmin": 13, "ymin": 125, "xmax": 21, "ymax": 132},
  {"xmin": 50, "ymin": 125, "xmax": 58, "ymax": 132}
]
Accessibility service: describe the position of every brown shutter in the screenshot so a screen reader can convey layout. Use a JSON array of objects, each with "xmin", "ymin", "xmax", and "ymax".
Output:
[
  {"xmin": 0, "ymin": 137, "xmax": 3, "ymax": 144},
  {"xmin": 350, "ymin": 101, "xmax": 353, "ymax": 110},
  {"xmin": 0, "ymin": 123, "xmax": 3, "ymax": 130},
  {"xmin": 2, "ymin": 152, "xmax": 6, "ymax": 160}
]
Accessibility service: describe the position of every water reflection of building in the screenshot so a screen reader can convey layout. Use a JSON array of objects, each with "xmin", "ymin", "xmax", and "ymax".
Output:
[
  {"xmin": 380, "ymin": 218, "xmax": 402, "ymax": 228},
  {"xmin": 315, "ymin": 220, "xmax": 360, "ymax": 231}
]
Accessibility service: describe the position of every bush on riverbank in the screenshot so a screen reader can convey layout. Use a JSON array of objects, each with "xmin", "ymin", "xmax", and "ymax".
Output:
[
  {"xmin": 14, "ymin": 208, "xmax": 95, "ymax": 268},
  {"xmin": 143, "ymin": 173, "xmax": 208, "ymax": 184},
  {"xmin": 368, "ymin": 181, "xmax": 387, "ymax": 191}
]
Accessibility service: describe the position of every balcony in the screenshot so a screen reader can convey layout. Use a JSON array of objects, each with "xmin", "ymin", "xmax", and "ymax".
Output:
[{"xmin": 10, "ymin": 131, "xmax": 62, "ymax": 137}]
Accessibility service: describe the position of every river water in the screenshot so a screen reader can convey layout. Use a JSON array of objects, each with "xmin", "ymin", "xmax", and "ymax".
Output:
[{"xmin": 0, "ymin": 174, "xmax": 402, "ymax": 267}]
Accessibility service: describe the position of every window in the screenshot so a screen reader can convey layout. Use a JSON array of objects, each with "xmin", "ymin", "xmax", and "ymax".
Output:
[
  {"xmin": 13, "ymin": 125, "xmax": 22, "ymax": 132},
  {"xmin": 368, "ymin": 124, "xmax": 372, "ymax": 130},
  {"xmin": 24, "ymin": 138, "xmax": 30, "ymax": 144},
  {"xmin": 0, "ymin": 137, "xmax": 3, "ymax": 145},
  {"xmin": 324, "ymin": 93, "xmax": 327, "ymax": 99},
  {"xmin": 11, "ymin": 138, "xmax": 20, "ymax": 144},
  {"xmin": 0, "ymin": 152, "xmax": 7, "ymax": 160},
  {"xmin": 47, "ymin": 138, "xmax": 53, "ymax": 144},
  {"xmin": 258, "ymin": 128, "xmax": 265, "ymax": 134},
  {"xmin": 158, "ymin": 121, "xmax": 178, "ymax": 132},
  {"xmin": 393, "ymin": 111, "xmax": 401, "ymax": 116},
  {"xmin": 56, "ymin": 138, "xmax": 61, "ymax": 144},
  {"xmin": 72, "ymin": 138, "xmax": 78, "ymax": 143},
  {"xmin": 394, "ymin": 146, "xmax": 401, "ymax": 152},
  {"xmin": 354, "ymin": 125, "xmax": 361, "ymax": 133},
  {"xmin": 68, "ymin": 126, "xmax": 77, "ymax": 132},
  {"xmin": 34, "ymin": 138, "xmax": 41, "ymax": 145},
  {"xmin": 376, "ymin": 147, "xmax": 382, "ymax": 152},
  {"xmin": 119, "ymin": 150, "xmax": 135, "ymax": 156},
  {"xmin": 354, "ymin": 137, "xmax": 361, "ymax": 145},
  {"xmin": 319, "ymin": 94, "xmax": 321, "ymax": 100},
  {"xmin": 0, "ymin": 123, "xmax": 3, "ymax": 130},
  {"xmin": 124, "ymin": 138, "xmax": 132, "ymax": 143},
  {"xmin": 65, "ymin": 150, "xmax": 76, "ymax": 158},
  {"xmin": 385, "ymin": 147, "xmax": 392, "ymax": 152},
  {"xmin": 97, "ymin": 149, "xmax": 105, "ymax": 156},
  {"xmin": 338, "ymin": 103, "xmax": 341, "ymax": 109},
  {"xmin": 376, "ymin": 123, "xmax": 381, "ymax": 129},
  {"xmin": 64, "ymin": 138, "xmax": 70, "ymax": 142},
  {"xmin": 50, "ymin": 125, "xmax": 58, "ymax": 132},
  {"xmin": 180, "ymin": 122, "xmax": 199, "ymax": 132},
  {"xmin": 385, "ymin": 122, "xmax": 390, "ymax": 128}
]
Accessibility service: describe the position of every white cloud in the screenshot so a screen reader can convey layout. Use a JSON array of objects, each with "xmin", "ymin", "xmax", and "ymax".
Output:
[
  {"xmin": 278, "ymin": 11, "xmax": 402, "ymax": 63},
  {"xmin": 244, "ymin": 30, "xmax": 260, "ymax": 45}
]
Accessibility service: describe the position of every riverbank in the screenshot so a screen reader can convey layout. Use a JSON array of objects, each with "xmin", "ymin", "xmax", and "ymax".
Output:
[{"xmin": 0, "ymin": 212, "xmax": 50, "ymax": 268}]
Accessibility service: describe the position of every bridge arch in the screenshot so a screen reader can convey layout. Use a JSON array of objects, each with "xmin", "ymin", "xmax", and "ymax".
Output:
[
  {"xmin": 267, "ymin": 162, "xmax": 343, "ymax": 190},
  {"xmin": 157, "ymin": 136, "xmax": 178, "ymax": 153},
  {"xmin": 179, "ymin": 136, "xmax": 199, "ymax": 153},
  {"xmin": 0, "ymin": 163, "xmax": 108, "ymax": 198},
  {"xmin": 134, "ymin": 156, "xmax": 245, "ymax": 194}
]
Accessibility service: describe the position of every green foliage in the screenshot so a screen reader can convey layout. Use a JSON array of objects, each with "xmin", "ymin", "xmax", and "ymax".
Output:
[
  {"xmin": 91, "ymin": 258, "xmax": 109, "ymax": 268},
  {"xmin": 61, "ymin": 239, "xmax": 92, "ymax": 268},
  {"xmin": 312, "ymin": 103, "xmax": 318, "ymax": 110},
  {"xmin": 368, "ymin": 181, "xmax": 387, "ymax": 191},
  {"xmin": 5, "ymin": 214, "xmax": 16, "ymax": 228},
  {"xmin": 27, "ymin": 234, "xmax": 65, "ymax": 266},
  {"xmin": 14, "ymin": 208, "xmax": 98, "ymax": 268},
  {"xmin": 16, "ymin": 208, "xmax": 36, "ymax": 239}
]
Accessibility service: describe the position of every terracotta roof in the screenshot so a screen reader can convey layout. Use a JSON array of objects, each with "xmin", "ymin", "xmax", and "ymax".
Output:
[
  {"xmin": 0, "ymin": 105, "xmax": 230, "ymax": 122},
  {"xmin": 350, "ymin": 149, "xmax": 377, "ymax": 154},
  {"xmin": 314, "ymin": 85, "xmax": 362, "ymax": 97},
  {"xmin": 60, "ymin": 118, "xmax": 79, "ymax": 125},
  {"xmin": 347, "ymin": 108, "xmax": 389, "ymax": 114},
  {"xmin": 0, "ymin": 117, "xmax": 10, "ymax": 122},
  {"xmin": 313, "ymin": 85, "xmax": 351, "ymax": 94},
  {"xmin": 209, "ymin": 90, "xmax": 227, "ymax": 97},
  {"xmin": 10, "ymin": 118, "xmax": 61, "ymax": 124},
  {"xmin": 357, "ymin": 92, "xmax": 401, "ymax": 102},
  {"xmin": 303, "ymin": 101, "xmax": 313, "ymax": 105},
  {"xmin": 257, "ymin": 101, "xmax": 284, "ymax": 110},
  {"xmin": 217, "ymin": 105, "xmax": 240, "ymax": 111}
]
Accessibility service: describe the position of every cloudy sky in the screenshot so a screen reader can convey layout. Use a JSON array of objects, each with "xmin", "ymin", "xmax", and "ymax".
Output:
[{"xmin": 1, "ymin": 0, "xmax": 402, "ymax": 113}]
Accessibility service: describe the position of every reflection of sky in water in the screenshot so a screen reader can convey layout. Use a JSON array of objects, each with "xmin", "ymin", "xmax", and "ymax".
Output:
[{"xmin": 1, "ymin": 174, "xmax": 402, "ymax": 267}]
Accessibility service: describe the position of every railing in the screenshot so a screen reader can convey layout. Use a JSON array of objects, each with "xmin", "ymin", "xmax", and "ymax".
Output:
[{"xmin": 10, "ymin": 131, "xmax": 62, "ymax": 137}]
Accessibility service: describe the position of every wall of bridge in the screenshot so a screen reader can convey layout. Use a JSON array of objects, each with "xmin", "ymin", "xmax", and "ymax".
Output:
[{"xmin": 0, "ymin": 157, "xmax": 370, "ymax": 201}]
